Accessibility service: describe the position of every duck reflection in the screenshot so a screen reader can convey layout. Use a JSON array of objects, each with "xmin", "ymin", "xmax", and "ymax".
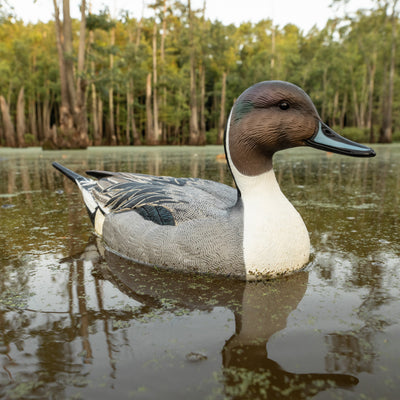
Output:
[{"xmin": 86, "ymin": 238, "xmax": 358, "ymax": 398}]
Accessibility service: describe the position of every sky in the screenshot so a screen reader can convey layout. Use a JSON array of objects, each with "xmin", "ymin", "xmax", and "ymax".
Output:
[{"xmin": 12, "ymin": 0, "xmax": 374, "ymax": 33}]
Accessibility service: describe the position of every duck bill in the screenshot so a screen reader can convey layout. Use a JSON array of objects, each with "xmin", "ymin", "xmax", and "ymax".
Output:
[{"xmin": 306, "ymin": 121, "xmax": 376, "ymax": 157}]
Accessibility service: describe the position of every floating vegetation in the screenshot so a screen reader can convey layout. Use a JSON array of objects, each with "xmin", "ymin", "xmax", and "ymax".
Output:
[
  {"xmin": 0, "ymin": 289, "xmax": 30, "ymax": 310},
  {"xmin": 185, "ymin": 352, "xmax": 208, "ymax": 362}
]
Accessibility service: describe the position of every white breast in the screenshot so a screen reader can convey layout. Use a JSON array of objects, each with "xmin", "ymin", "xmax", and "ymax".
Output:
[{"xmin": 238, "ymin": 169, "xmax": 310, "ymax": 279}]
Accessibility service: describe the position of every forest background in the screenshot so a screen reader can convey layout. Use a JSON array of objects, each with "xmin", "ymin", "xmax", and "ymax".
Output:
[{"xmin": 0, "ymin": 0, "xmax": 399, "ymax": 149}]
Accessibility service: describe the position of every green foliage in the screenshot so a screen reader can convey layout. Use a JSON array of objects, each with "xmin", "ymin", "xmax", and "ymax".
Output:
[
  {"xmin": 206, "ymin": 128, "xmax": 218, "ymax": 145},
  {"xmin": 0, "ymin": 2, "xmax": 399, "ymax": 146},
  {"xmin": 86, "ymin": 10, "xmax": 115, "ymax": 31},
  {"xmin": 392, "ymin": 131, "xmax": 400, "ymax": 142},
  {"xmin": 333, "ymin": 127, "xmax": 370, "ymax": 143},
  {"xmin": 24, "ymin": 133, "xmax": 36, "ymax": 146}
]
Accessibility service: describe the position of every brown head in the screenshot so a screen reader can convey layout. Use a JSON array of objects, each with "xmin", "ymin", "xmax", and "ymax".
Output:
[
  {"xmin": 226, "ymin": 80, "xmax": 375, "ymax": 177},
  {"xmin": 226, "ymin": 81, "xmax": 320, "ymax": 176}
]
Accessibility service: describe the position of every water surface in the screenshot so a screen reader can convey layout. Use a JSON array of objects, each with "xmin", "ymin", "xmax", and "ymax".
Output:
[{"xmin": 0, "ymin": 145, "xmax": 399, "ymax": 399}]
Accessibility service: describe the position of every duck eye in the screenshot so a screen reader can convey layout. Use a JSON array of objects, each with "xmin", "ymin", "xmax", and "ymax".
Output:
[{"xmin": 279, "ymin": 102, "xmax": 290, "ymax": 110}]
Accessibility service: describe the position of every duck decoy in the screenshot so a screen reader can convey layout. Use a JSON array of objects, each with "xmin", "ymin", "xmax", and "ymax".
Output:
[{"xmin": 53, "ymin": 80, "xmax": 375, "ymax": 280}]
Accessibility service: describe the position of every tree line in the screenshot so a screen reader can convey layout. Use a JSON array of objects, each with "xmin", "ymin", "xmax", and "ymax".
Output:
[{"xmin": 0, "ymin": 0, "xmax": 399, "ymax": 149}]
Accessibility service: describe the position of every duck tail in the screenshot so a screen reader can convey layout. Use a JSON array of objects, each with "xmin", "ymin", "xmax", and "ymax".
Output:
[
  {"xmin": 52, "ymin": 162, "xmax": 100, "ymax": 227},
  {"xmin": 52, "ymin": 162, "xmax": 89, "ymax": 185}
]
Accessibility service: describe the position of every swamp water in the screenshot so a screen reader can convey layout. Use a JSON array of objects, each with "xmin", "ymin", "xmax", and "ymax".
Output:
[{"xmin": 0, "ymin": 145, "xmax": 399, "ymax": 399}]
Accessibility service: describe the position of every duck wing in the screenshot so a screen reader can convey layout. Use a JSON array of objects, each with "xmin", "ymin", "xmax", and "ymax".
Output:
[{"xmin": 86, "ymin": 170, "xmax": 237, "ymax": 226}]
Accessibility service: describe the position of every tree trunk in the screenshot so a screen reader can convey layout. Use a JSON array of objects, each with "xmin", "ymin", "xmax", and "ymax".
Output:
[
  {"xmin": 152, "ymin": 23, "xmax": 160, "ymax": 144},
  {"xmin": 126, "ymin": 10, "xmax": 141, "ymax": 146},
  {"xmin": 52, "ymin": 0, "xmax": 89, "ymax": 149},
  {"xmin": 358, "ymin": 69, "xmax": 368, "ymax": 128},
  {"xmin": 53, "ymin": 0, "xmax": 73, "ymax": 136},
  {"xmin": 126, "ymin": 87, "xmax": 131, "ymax": 145},
  {"xmin": 75, "ymin": 0, "xmax": 88, "ymax": 146},
  {"xmin": 197, "ymin": 0, "xmax": 207, "ymax": 145},
  {"xmin": 98, "ymin": 98, "xmax": 103, "ymax": 142},
  {"xmin": 367, "ymin": 52, "xmax": 377, "ymax": 142},
  {"xmin": 116, "ymin": 90, "xmax": 121, "ymax": 144},
  {"xmin": 28, "ymin": 97, "xmax": 38, "ymax": 142},
  {"xmin": 145, "ymin": 72, "xmax": 155, "ymax": 144},
  {"xmin": 42, "ymin": 98, "xmax": 52, "ymax": 145},
  {"xmin": 41, "ymin": 90, "xmax": 53, "ymax": 144},
  {"xmin": 352, "ymin": 84, "xmax": 361, "ymax": 127},
  {"xmin": 36, "ymin": 96, "xmax": 43, "ymax": 142},
  {"xmin": 89, "ymin": 29, "xmax": 100, "ymax": 145},
  {"xmin": 331, "ymin": 90, "xmax": 339, "ymax": 127},
  {"xmin": 127, "ymin": 79, "xmax": 141, "ymax": 145},
  {"xmin": 340, "ymin": 92, "xmax": 347, "ymax": 129},
  {"xmin": 108, "ymin": 87, "xmax": 115, "ymax": 145},
  {"xmin": 271, "ymin": 24, "xmax": 276, "ymax": 77},
  {"xmin": 188, "ymin": 0, "xmax": 199, "ymax": 145},
  {"xmin": 16, "ymin": 87, "xmax": 26, "ymax": 147},
  {"xmin": 91, "ymin": 86, "xmax": 100, "ymax": 145},
  {"xmin": 28, "ymin": 49, "xmax": 37, "ymax": 142},
  {"xmin": 380, "ymin": 0, "xmax": 398, "ymax": 143},
  {"xmin": 108, "ymin": 26, "xmax": 116, "ymax": 146},
  {"xmin": 160, "ymin": 0, "xmax": 167, "ymax": 143},
  {"xmin": 189, "ymin": 56, "xmax": 199, "ymax": 144},
  {"xmin": 0, "ymin": 96, "xmax": 16, "ymax": 147},
  {"xmin": 217, "ymin": 71, "xmax": 227, "ymax": 145},
  {"xmin": 321, "ymin": 68, "xmax": 328, "ymax": 121},
  {"xmin": 90, "ymin": 88, "xmax": 100, "ymax": 146},
  {"xmin": 63, "ymin": 0, "xmax": 76, "ymax": 109},
  {"xmin": 199, "ymin": 64, "xmax": 206, "ymax": 142}
]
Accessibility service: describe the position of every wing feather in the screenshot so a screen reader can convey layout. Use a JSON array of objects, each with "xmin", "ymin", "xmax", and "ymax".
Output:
[{"xmin": 87, "ymin": 171, "xmax": 236, "ymax": 226}]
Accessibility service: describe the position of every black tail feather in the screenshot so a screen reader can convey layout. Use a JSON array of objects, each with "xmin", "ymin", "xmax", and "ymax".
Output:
[{"xmin": 52, "ymin": 162, "xmax": 88, "ymax": 184}]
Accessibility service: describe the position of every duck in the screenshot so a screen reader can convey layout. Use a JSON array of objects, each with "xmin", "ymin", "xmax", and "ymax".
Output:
[{"xmin": 53, "ymin": 80, "xmax": 375, "ymax": 280}]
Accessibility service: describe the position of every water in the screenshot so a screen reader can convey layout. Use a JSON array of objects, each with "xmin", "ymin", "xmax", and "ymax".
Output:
[{"xmin": 0, "ymin": 145, "xmax": 399, "ymax": 399}]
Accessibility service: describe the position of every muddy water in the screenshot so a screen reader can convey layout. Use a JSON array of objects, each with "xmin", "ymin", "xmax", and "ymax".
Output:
[{"xmin": 0, "ymin": 145, "xmax": 399, "ymax": 399}]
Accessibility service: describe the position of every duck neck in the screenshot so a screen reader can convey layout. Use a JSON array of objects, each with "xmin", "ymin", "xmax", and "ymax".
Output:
[{"xmin": 224, "ymin": 110, "xmax": 276, "ymax": 202}]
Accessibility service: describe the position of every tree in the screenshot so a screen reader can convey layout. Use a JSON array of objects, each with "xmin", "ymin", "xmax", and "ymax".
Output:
[
  {"xmin": 187, "ymin": 0, "xmax": 201, "ymax": 145},
  {"xmin": 152, "ymin": 22, "xmax": 160, "ymax": 143},
  {"xmin": 108, "ymin": 22, "xmax": 117, "ymax": 145},
  {"xmin": 51, "ymin": 0, "xmax": 89, "ymax": 149},
  {"xmin": 332, "ymin": 0, "xmax": 399, "ymax": 142},
  {"xmin": 145, "ymin": 72, "xmax": 155, "ymax": 143},
  {"xmin": 86, "ymin": 9, "xmax": 116, "ymax": 145},
  {"xmin": 0, "ymin": 95, "xmax": 15, "ymax": 147},
  {"xmin": 380, "ymin": 0, "xmax": 399, "ymax": 143},
  {"xmin": 16, "ymin": 87, "xmax": 25, "ymax": 147}
]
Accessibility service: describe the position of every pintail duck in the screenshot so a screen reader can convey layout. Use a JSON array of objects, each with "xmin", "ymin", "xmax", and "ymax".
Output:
[{"xmin": 53, "ymin": 81, "xmax": 375, "ymax": 280}]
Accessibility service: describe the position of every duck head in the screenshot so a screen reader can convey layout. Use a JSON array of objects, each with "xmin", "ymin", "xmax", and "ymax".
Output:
[{"xmin": 226, "ymin": 80, "xmax": 375, "ymax": 177}]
